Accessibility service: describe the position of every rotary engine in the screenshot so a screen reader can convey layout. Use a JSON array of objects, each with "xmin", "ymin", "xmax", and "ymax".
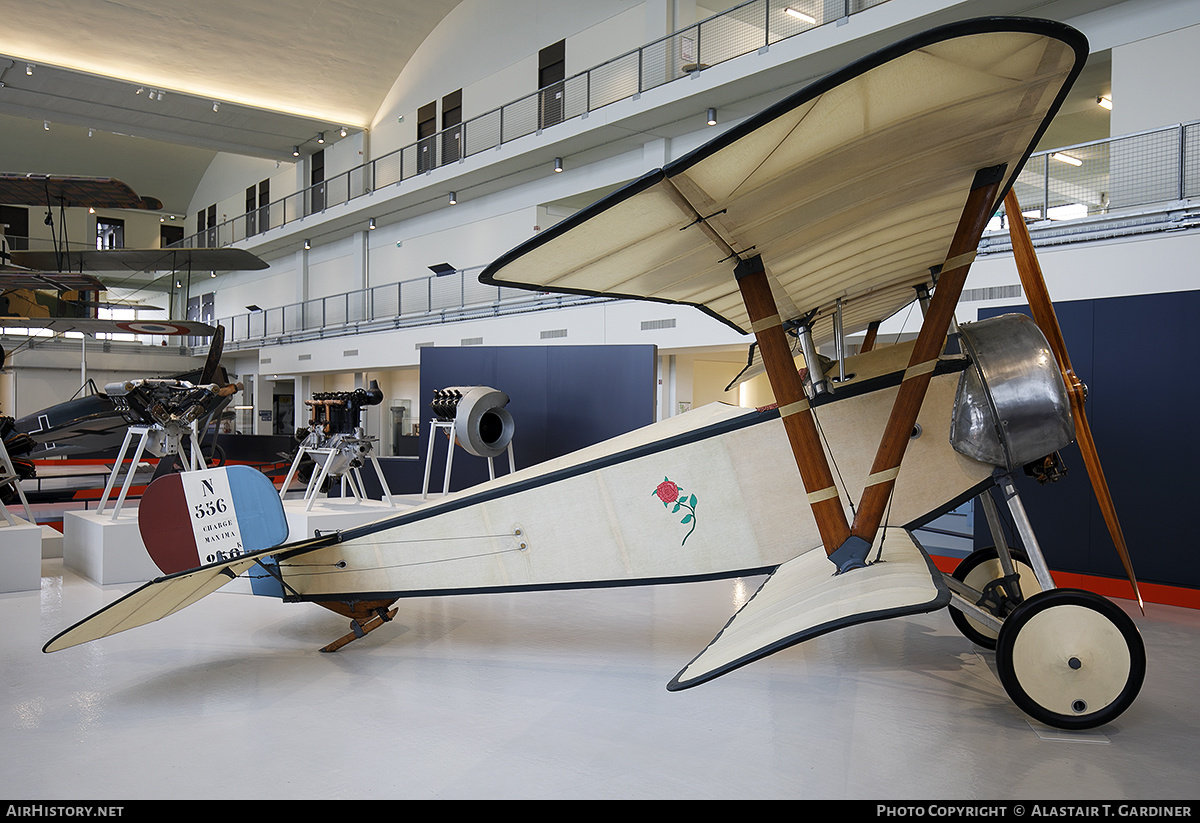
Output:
[
  {"xmin": 950, "ymin": 313, "xmax": 1075, "ymax": 478},
  {"xmin": 104, "ymin": 378, "xmax": 241, "ymax": 456},
  {"xmin": 430, "ymin": 385, "xmax": 515, "ymax": 458}
]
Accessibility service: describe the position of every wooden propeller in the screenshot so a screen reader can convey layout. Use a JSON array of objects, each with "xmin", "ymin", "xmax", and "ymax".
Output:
[{"xmin": 1003, "ymin": 190, "xmax": 1143, "ymax": 612}]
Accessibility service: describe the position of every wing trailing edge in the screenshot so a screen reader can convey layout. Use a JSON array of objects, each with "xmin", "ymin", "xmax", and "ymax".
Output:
[{"xmin": 43, "ymin": 548, "xmax": 279, "ymax": 653}]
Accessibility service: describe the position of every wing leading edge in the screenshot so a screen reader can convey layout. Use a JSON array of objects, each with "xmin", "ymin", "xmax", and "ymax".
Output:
[{"xmin": 480, "ymin": 17, "xmax": 1087, "ymax": 345}]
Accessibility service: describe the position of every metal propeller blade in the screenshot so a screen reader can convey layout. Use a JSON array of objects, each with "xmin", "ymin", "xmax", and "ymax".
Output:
[{"xmin": 1003, "ymin": 190, "xmax": 1143, "ymax": 612}]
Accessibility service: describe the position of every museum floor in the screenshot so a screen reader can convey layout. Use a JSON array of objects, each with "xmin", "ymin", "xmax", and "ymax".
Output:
[{"xmin": 2, "ymin": 554, "xmax": 1198, "ymax": 800}]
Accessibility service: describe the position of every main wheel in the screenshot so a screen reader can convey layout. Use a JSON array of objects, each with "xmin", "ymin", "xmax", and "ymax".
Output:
[
  {"xmin": 949, "ymin": 546, "xmax": 1041, "ymax": 649},
  {"xmin": 995, "ymin": 588, "xmax": 1145, "ymax": 730}
]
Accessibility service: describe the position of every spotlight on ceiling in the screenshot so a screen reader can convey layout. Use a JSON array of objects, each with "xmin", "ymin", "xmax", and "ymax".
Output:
[
  {"xmin": 318, "ymin": 132, "xmax": 325, "ymax": 144},
  {"xmin": 213, "ymin": 101, "xmax": 220, "ymax": 112},
  {"xmin": 340, "ymin": 126, "xmax": 348, "ymax": 137},
  {"xmin": 448, "ymin": 192, "xmax": 457, "ymax": 205},
  {"xmin": 304, "ymin": 239, "xmax": 311, "ymax": 250},
  {"xmin": 1097, "ymin": 95, "xmax": 1113, "ymax": 110},
  {"xmin": 707, "ymin": 107, "xmax": 717, "ymax": 126},
  {"xmin": 25, "ymin": 64, "xmax": 33, "ymax": 76},
  {"xmin": 369, "ymin": 218, "xmax": 376, "ymax": 230},
  {"xmin": 43, "ymin": 120, "xmax": 49, "ymax": 130},
  {"xmin": 554, "ymin": 157, "xmax": 563, "ymax": 173},
  {"xmin": 292, "ymin": 146, "xmax": 300, "ymax": 157}
]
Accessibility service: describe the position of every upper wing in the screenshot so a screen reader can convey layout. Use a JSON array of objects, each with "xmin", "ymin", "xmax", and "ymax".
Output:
[
  {"xmin": 0, "ymin": 316, "xmax": 217, "ymax": 335},
  {"xmin": 0, "ymin": 174, "xmax": 162, "ymax": 210},
  {"xmin": 8, "ymin": 248, "xmax": 269, "ymax": 273},
  {"xmin": 481, "ymin": 18, "xmax": 1086, "ymax": 345},
  {"xmin": 0, "ymin": 269, "xmax": 106, "ymax": 291}
]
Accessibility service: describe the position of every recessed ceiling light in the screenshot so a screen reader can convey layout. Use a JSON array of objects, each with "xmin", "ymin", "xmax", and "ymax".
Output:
[
  {"xmin": 1051, "ymin": 152, "xmax": 1083, "ymax": 166},
  {"xmin": 784, "ymin": 8, "xmax": 816, "ymax": 24}
]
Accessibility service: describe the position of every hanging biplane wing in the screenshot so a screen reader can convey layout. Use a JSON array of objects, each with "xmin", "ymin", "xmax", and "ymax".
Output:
[
  {"xmin": 43, "ymin": 18, "xmax": 1148, "ymax": 730},
  {"xmin": 1, "ymin": 248, "xmax": 267, "ymax": 335},
  {"xmin": 6, "ymin": 247, "xmax": 269, "ymax": 274},
  {"xmin": 0, "ymin": 174, "xmax": 163, "ymax": 210}
]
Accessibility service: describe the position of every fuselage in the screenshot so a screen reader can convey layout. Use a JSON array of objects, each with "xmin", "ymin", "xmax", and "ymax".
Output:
[{"xmin": 275, "ymin": 342, "xmax": 996, "ymax": 604}]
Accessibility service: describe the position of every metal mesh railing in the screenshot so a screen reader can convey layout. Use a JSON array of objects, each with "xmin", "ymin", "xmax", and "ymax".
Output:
[
  {"xmin": 1007, "ymin": 122, "xmax": 1197, "ymax": 221},
  {"xmin": 215, "ymin": 265, "xmax": 608, "ymax": 350},
  {"xmin": 175, "ymin": 0, "xmax": 880, "ymax": 248}
]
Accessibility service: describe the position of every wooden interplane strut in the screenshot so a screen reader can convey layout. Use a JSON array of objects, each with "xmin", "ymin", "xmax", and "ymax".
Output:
[
  {"xmin": 729, "ymin": 166, "xmax": 1005, "ymax": 569},
  {"xmin": 848, "ymin": 165, "xmax": 1006, "ymax": 551},
  {"xmin": 735, "ymin": 256, "xmax": 852, "ymax": 553},
  {"xmin": 730, "ymin": 166, "xmax": 1005, "ymax": 570}
]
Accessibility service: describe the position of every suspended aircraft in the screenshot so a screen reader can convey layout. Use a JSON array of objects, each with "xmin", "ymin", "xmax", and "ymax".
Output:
[
  {"xmin": 42, "ymin": 18, "xmax": 1148, "ymax": 731},
  {"xmin": 1, "ymin": 172, "xmax": 266, "ymax": 336}
]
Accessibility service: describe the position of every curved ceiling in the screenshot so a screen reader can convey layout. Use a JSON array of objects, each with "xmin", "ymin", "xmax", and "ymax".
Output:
[{"xmin": 0, "ymin": 0, "xmax": 464, "ymax": 212}]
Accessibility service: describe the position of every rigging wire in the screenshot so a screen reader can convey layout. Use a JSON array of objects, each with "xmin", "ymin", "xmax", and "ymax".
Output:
[{"xmin": 280, "ymin": 531, "xmax": 526, "ymax": 576}]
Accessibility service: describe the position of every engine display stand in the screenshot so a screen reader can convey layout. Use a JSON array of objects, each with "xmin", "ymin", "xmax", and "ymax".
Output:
[
  {"xmin": 96, "ymin": 423, "xmax": 205, "ymax": 520},
  {"xmin": 421, "ymin": 419, "xmax": 516, "ymax": 499},
  {"xmin": 279, "ymin": 438, "xmax": 396, "ymax": 513}
]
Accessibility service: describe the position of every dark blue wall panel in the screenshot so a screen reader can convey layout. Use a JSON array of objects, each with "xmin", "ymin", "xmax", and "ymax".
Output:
[
  {"xmin": 357, "ymin": 345, "xmax": 657, "ymax": 497},
  {"xmin": 976, "ymin": 290, "xmax": 1200, "ymax": 590}
]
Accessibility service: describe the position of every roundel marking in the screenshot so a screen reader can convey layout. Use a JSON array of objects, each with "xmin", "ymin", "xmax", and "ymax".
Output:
[{"xmin": 115, "ymin": 321, "xmax": 193, "ymax": 334}]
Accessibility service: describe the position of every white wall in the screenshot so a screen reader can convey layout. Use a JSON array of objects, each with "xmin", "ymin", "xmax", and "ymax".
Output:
[
  {"xmin": 1111, "ymin": 22, "xmax": 1200, "ymax": 133},
  {"xmin": 370, "ymin": 0, "xmax": 648, "ymax": 150}
]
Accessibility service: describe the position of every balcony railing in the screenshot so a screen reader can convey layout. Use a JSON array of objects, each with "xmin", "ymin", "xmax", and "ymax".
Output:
[
  {"xmin": 176, "ymin": 0, "xmax": 890, "ymax": 249},
  {"xmin": 1007, "ymin": 121, "xmax": 1200, "ymax": 221},
  {"xmin": 215, "ymin": 265, "xmax": 614, "ymax": 351},
  {"xmin": 210, "ymin": 119, "xmax": 1200, "ymax": 351}
]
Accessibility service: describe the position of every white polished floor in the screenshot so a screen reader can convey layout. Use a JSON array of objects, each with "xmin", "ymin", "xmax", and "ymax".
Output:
[{"xmin": 2, "ymin": 557, "xmax": 1199, "ymax": 800}]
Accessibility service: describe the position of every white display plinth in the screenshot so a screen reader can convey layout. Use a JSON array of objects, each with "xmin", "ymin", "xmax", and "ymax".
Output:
[
  {"xmin": 62, "ymin": 508, "xmax": 160, "ymax": 585},
  {"xmin": 282, "ymin": 497, "xmax": 411, "ymax": 543},
  {"xmin": 0, "ymin": 517, "xmax": 43, "ymax": 593},
  {"xmin": 41, "ymin": 525, "xmax": 63, "ymax": 559}
]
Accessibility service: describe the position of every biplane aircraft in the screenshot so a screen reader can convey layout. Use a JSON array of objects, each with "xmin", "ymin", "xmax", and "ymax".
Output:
[
  {"xmin": 42, "ymin": 18, "xmax": 1148, "ymax": 731},
  {"xmin": 1, "ymin": 172, "xmax": 266, "ymax": 337}
]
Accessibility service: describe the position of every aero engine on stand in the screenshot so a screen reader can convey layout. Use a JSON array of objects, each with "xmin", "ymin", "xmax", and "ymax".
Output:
[
  {"xmin": 423, "ymin": 386, "xmax": 515, "ymax": 498},
  {"xmin": 281, "ymin": 381, "xmax": 393, "ymax": 511}
]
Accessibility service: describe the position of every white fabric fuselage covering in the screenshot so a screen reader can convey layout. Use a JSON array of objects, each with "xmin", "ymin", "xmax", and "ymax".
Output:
[{"xmin": 279, "ymin": 359, "xmax": 990, "ymax": 599}]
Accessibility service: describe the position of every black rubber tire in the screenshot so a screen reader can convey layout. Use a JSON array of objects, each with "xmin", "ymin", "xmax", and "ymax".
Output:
[{"xmin": 995, "ymin": 588, "xmax": 1146, "ymax": 730}]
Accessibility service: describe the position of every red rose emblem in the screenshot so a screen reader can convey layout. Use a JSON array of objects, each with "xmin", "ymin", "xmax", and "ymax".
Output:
[
  {"xmin": 655, "ymin": 480, "xmax": 680, "ymax": 504},
  {"xmin": 652, "ymin": 477, "xmax": 698, "ymax": 545}
]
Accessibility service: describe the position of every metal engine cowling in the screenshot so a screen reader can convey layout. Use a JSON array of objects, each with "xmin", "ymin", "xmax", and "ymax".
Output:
[
  {"xmin": 950, "ymin": 313, "xmax": 1074, "ymax": 471},
  {"xmin": 430, "ymin": 386, "xmax": 515, "ymax": 459}
]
